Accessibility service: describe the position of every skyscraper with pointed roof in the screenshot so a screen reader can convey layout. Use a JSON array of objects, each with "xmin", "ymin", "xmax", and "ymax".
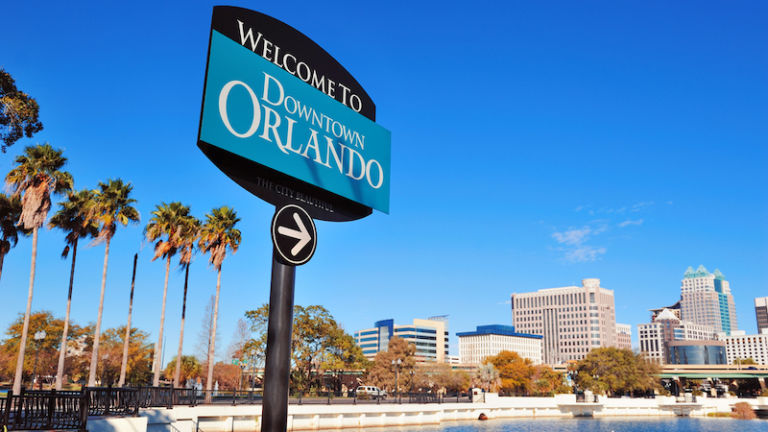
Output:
[{"xmin": 680, "ymin": 265, "xmax": 737, "ymax": 335}]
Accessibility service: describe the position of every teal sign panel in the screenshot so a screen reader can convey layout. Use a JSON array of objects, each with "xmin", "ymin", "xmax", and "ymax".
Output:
[{"xmin": 200, "ymin": 30, "xmax": 391, "ymax": 214}]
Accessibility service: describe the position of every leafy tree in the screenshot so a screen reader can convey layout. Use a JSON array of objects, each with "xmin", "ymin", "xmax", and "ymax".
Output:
[
  {"xmin": 0, "ymin": 193, "xmax": 29, "ymax": 281},
  {"xmin": 163, "ymin": 355, "xmax": 201, "ymax": 385},
  {"xmin": 244, "ymin": 304, "xmax": 367, "ymax": 394},
  {"xmin": 416, "ymin": 363, "xmax": 470, "ymax": 394},
  {"xmin": 48, "ymin": 189, "xmax": 98, "ymax": 389},
  {"xmin": 173, "ymin": 214, "xmax": 200, "ymax": 387},
  {"xmin": 90, "ymin": 326, "xmax": 153, "ymax": 386},
  {"xmin": 365, "ymin": 336, "xmax": 416, "ymax": 393},
  {"xmin": 485, "ymin": 351, "xmax": 535, "ymax": 395},
  {"xmin": 0, "ymin": 69, "xmax": 43, "ymax": 152},
  {"xmin": 320, "ymin": 326, "xmax": 368, "ymax": 393},
  {"xmin": 0, "ymin": 311, "xmax": 85, "ymax": 386},
  {"xmin": 734, "ymin": 358, "xmax": 757, "ymax": 365},
  {"xmin": 212, "ymin": 362, "xmax": 241, "ymax": 390},
  {"xmin": 531, "ymin": 365, "xmax": 568, "ymax": 396},
  {"xmin": 5, "ymin": 143, "xmax": 72, "ymax": 394},
  {"xmin": 145, "ymin": 201, "xmax": 192, "ymax": 386},
  {"xmin": 87, "ymin": 179, "xmax": 139, "ymax": 386},
  {"xmin": 573, "ymin": 347, "xmax": 659, "ymax": 396},
  {"xmin": 198, "ymin": 206, "xmax": 241, "ymax": 394}
]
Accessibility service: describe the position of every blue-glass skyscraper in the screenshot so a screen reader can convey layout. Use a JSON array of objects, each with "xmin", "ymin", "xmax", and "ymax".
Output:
[{"xmin": 680, "ymin": 265, "xmax": 738, "ymax": 336}]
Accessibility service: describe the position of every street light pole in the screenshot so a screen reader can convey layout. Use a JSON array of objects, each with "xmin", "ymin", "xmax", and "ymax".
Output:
[
  {"xmin": 391, "ymin": 358, "xmax": 402, "ymax": 403},
  {"xmin": 33, "ymin": 330, "xmax": 47, "ymax": 390}
]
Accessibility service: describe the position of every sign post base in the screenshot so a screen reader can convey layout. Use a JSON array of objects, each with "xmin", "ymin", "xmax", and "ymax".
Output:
[{"xmin": 261, "ymin": 251, "xmax": 296, "ymax": 432}]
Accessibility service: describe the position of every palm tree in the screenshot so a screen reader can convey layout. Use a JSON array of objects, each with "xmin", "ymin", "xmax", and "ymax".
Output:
[
  {"xmin": 198, "ymin": 207, "xmax": 241, "ymax": 393},
  {"xmin": 173, "ymin": 214, "xmax": 200, "ymax": 387},
  {"xmin": 0, "ymin": 193, "xmax": 30, "ymax": 281},
  {"xmin": 49, "ymin": 189, "xmax": 98, "ymax": 390},
  {"xmin": 5, "ymin": 143, "xmax": 72, "ymax": 394},
  {"xmin": 145, "ymin": 202, "xmax": 191, "ymax": 386},
  {"xmin": 87, "ymin": 179, "xmax": 139, "ymax": 387}
]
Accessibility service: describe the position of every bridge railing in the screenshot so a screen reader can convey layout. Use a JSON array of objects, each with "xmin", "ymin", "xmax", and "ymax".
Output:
[{"xmin": 1, "ymin": 389, "xmax": 88, "ymax": 431}]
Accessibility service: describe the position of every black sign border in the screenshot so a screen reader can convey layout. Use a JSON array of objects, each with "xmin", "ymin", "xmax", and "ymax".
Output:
[{"xmin": 197, "ymin": 6, "xmax": 379, "ymax": 222}]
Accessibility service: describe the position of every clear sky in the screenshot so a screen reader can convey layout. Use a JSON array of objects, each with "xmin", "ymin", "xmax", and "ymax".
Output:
[{"xmin": 2, "ymin": 1, "xmax": 766, "ymax": 364}]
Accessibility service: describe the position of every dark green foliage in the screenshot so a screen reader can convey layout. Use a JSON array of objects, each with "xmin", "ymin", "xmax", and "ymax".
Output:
[{"xmin": 0, "ymin": 69, "xmax": 43, "ymax": 152}]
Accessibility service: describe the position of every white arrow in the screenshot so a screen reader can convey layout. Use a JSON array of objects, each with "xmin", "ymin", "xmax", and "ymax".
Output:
[{"xmin": 277, "ymin": 212, "xmax": 311, "ymax": 256}]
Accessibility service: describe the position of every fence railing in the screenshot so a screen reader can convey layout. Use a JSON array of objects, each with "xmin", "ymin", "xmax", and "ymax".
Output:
[
  {"xmin": 1, "ymin": 389, "xmax": 88, "ymax": 431},
  {"xmin": 0, "ymin": 385, "xmax": 472, "ymax": 431}
]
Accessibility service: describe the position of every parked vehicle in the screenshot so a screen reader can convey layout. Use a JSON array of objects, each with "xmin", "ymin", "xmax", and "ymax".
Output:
[{"xmin": 355, "ymin": 386, "xmax": 387, "ymax": 399}]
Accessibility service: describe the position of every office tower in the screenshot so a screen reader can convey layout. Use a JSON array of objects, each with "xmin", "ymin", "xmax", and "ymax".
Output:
[
  {"xmin": 616, "ymin": 324, "xmax": 632, "ymax": 350},
  {"xmin": 510, "ymin": 278, "xmax": 617, "ymax": 365},
  {"xmin": 756, "ymin": 297, "xmax": 768, "ymax": 334},
  {"xmin": 457, "ymin": 325, "xmax": 543, "ymax": 365},
  {"xmin": 680, "ymin": 265, "xmax": 737, "ymax": 335},
  {"xmin": 354, "ymin": 317, "xmax": 449, "ymax": 363}
]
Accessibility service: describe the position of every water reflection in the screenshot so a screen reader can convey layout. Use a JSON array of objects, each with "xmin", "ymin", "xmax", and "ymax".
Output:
[{"xmin": 315, "ymin": 417, "xmax": 766, "ymax": 432}]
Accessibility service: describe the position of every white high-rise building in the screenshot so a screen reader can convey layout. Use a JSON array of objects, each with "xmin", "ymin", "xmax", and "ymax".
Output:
[
  {"xmin": 511, "ymin": 278, "xmax": 617, "ymax": 365},
  {"xmin": 457, "ymin": 325, "xmax": 543, "ymax": 365},
  {"xmin": 718, "ymin": 329, "xmax": 768, "ymax": 366},
  {"xmin": 680, "ymin": 265, "xmax": 737, "ymax": 335}
]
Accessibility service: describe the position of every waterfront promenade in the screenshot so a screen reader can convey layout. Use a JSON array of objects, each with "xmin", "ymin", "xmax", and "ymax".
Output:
[{"xmin": 87, "ymin": 394, "xmax": 768, "ymax": 432}]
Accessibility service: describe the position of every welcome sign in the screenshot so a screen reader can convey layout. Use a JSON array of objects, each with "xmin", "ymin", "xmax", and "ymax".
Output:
[{"xmin": 198, "ymin": 7, "xmax": 391, "ymax": 221}]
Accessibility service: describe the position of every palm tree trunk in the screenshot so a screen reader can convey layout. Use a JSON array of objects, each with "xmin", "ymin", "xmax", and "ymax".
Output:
[
  {"xmin": 88, "ymin": 236, "xmax": 111, "ymax": 387},
  {"xmin": 12, "ymin": 227, "xmax": 38, "ymax": 395},
  {"xmin": 153, "ymin": 255, "xmax": 171, "ymax": 386},
  {"xmin": 55, "ymin": 239, "xmax": 78, "ymax": 390},
  {"xmin": 174, "ymin": 263, "xmax": 190, "ymax": 387},
  {"xmin": 206, "ymin": 266, "xmax": 222, "ymax": 394},
  {"xmin": 119, "ymin": 253, "xmax": 138, "ymax": 387},
  {"xmin": 0, "ymin": 251, "xmax": 5, "ymax": 282}
]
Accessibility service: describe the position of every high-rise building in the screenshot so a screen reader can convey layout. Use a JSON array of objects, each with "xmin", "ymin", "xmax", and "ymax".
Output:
[
  {"xmin": 718, "ymin": 329, "xmax": 768, "ymax": 366},
  {"xmin": 755, "ymin": 297, "xmax": 768, "ymax": 334},
  {"xmin": 616, "ymin": 323, "xmax": 632, "ymax": 350},
  {"xmin": 510, "ymin": 278, "xmax": 617, "ymax": 365},
  {"xmin": 354, "ymin": 317, "xmax": 449, "ymax": 363},
  {"xmin": 638, "ymin": 308, "xmax": 717, "ymax": 364},
  {"xmin": 680, "ymin": 265, "xmax": 737, "ymax": 335},
  {"xmin": 457, "ymin": 325, "xmax": 543, "ymax": 365}
]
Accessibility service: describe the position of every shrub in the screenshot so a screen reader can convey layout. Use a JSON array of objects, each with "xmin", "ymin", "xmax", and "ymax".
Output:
[{"xmin": 731, "ymin": 402, "xmax": 757, "ymax": 420}]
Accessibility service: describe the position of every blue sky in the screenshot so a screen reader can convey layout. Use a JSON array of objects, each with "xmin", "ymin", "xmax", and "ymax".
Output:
[{"xmin": 2, "ymin": 1, "xmax": 766, "ymax": 364}]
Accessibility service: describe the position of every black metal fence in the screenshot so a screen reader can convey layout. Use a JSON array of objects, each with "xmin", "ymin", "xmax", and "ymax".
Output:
[
  {"xmin": 1, "ymin": 389, "xmax": 88, "ymax": 431},
  {"xmin": 0, "ymin": 386, "xmax": 472, "ymax": 431}
]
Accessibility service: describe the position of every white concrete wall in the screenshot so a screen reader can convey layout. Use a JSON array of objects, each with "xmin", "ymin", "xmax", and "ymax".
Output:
[{"xmin": 90, "ymin": 395, "xmax": 766, "ymax": 432}]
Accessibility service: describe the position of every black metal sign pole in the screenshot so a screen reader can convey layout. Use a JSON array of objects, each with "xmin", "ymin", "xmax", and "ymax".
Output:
[{"xmin": 261, "ymin": 251, "xmax": 296, "ymax": 432}]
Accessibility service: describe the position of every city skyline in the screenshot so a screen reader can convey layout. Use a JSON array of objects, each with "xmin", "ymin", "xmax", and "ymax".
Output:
[{"xmin": 1, "ymin": 1, "xmax": 766, "ymax": 365}]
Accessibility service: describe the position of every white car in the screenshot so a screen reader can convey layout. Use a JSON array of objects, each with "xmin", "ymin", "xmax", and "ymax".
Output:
[{"xmin": 355, "ymin": 386, "xmax": 387, "ymax": 399}]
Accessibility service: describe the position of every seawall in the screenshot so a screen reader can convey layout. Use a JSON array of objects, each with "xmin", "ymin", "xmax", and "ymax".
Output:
[{"xmin": 87, "ymin": 394, "xmax": 768, "ymax": 432}]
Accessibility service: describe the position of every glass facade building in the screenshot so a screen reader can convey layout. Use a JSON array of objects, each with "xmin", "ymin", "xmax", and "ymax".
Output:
[
  {"xmin": 354, "ymin": 317, "xmax": 449, "ymax": 363},
  {"xmin": 667, "ymin": 341, "xmax": 727, "ymax": 365}
]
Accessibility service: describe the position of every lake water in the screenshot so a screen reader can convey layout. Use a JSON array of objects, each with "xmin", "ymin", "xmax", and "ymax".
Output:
[{"xmin": 320, "ymin": 417, "xmax": 767, "ymax": 432}]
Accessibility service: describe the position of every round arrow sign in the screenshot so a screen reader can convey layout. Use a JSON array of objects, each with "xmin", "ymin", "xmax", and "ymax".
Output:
[{"xmin": 271, "ymin": 204, "xmax": 317, "ymax": 266}]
